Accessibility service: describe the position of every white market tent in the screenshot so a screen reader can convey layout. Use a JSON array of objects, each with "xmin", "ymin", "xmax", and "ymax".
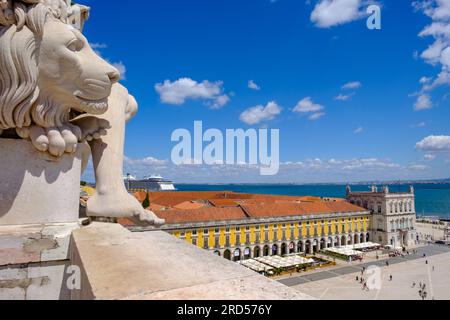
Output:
[
  {"xmin": 238, "ymin": 260, "xmax": 274, "ymax": 273},
  {"xmin": 238, "ymin": 254, "xmax": 316, "ymax": 272}
]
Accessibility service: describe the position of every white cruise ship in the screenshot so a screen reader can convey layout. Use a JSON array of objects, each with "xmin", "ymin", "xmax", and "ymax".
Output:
[{"xmin": 124, "ymin": 174, "xmax": 176, "ymax": 192}]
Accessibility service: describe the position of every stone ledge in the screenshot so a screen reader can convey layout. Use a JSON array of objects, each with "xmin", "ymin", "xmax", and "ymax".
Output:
[{"xmin": 71, "ymin": 222, "xmax": 313, "ymax": 300}]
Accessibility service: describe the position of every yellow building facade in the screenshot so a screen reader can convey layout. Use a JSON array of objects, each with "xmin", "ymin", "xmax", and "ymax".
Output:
[{"xmin": 166, "ymin": 213, "xmax": 371, "ymax": 261}]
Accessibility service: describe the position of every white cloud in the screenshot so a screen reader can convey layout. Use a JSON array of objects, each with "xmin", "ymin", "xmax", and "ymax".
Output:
[
  {"xmin": 90, "ymin": 43, "xmax": 108, "ymax": 50},
  {"xmin": 293, "ymin": 97, "xmax": 324, "ymax": 113},
  {"xmin": 422, "ymin": 70, "xmax": 450, "ymax": 91},
  {"xmin": 354, "ymin": 127, "xmax": 363, "ymax": 134},
  {"xmin": 155, "ymin": 78, "xmax": 230, "ymax": 108},
  {"xmin": 211, "ymin": 95, "xmax": 231, "ymax": 109},
  {"xmin": 416, "ymin": 135, "xmax": 450, "ymax": 152},
  {"xmin": 112, "ymin": 61, "xmax": 127, "ymax": 80},
  {"xmin": 248, "ymin": 80, "xmax": 261, "ymax": 91},
  {"xmin": 413, "ymin": 0, "xmax": 450, "ymax": 109},
  {"xmin": 308, "ymin": 112, "xmax": 326, "ymax": 121},
  {"xmin": 420, "ymin": 39, "xmax": 447, "ymax": 65},
  {"xmin": 335, "ymin": 93, "xmax": 355, "ymax": 101},
  {"xmin": 239, "ymin": 101, "xmax": 282, "ymax": 125},
  {"xmin": 82, "ymin": 154, "xmax": 431, "ymax": 184},
  {"xmin": 415, "ymin": 121, "xmax": 427, "ymax": 128},
  {"xmin": 342, "ymin": 81, "xmax": 362, "ymax": 90},
  {"xmin": 310, "ymin": 0, "xmax": 367, "ymax": 28},
  {"xmin": 420, "ymin": 76, "xmax": 432, "ymax": 84},
  {"xmin": 409, "ymin": 164, "xmax": 429, "ymax": 171},
  {"xmin": 125, "ymin": 156, "xmax": 167, "ymax": 166},
  {"xmin": 414, "ymin": 94, "xmax": 433, "ymax": 111},
  {"xmin": 424, "ymin": 154, "xmax": 437, "ymax": 161},
  {"xmin": 339, "ymin": 158, "xmax": 400, "ymax": 171}
]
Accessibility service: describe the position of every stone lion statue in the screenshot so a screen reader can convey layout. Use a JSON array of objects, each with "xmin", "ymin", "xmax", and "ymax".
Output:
[{"xmin": 0, "ymin": 0, "xmax": 164, "ymax": 226}]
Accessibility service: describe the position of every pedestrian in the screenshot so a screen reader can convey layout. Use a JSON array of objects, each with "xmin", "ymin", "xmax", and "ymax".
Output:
[
  {"xmin": 356, "ymin": 276, "xmax": 359, "ymax": 282},
  {"xmin": 412, "ymin": 282, "xmax": 416, "ymax": 288},
  {"xmin": 426, "ymin": 260, "xmax": 428, "ymax": 265},
  {"xmin": 389, "ymin": 275, "xmax": 393, "ymax": 281},
  {"xmin": 432, "ymin": 266, "xmax": 435, "ymax": 271}
]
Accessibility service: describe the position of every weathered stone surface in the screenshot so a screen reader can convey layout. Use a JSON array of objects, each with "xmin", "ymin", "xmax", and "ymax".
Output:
[
  {"xmin": 0, "ymin": 262, "xmax": 71, "ymax": 300},
  {"xmin": 0, "ymin": 222, "xmax": 79, "ymax": 300},
  {"xmin": 0, "ymin": 223, "xmax": 79, "ymax": 265},
  {"xmin": 71, "ymin": 223, "xmax": 312, "ymax": 300},
  {"xmin": 0, "ymin": 139, "xmax": 83, "ymax": 226}
]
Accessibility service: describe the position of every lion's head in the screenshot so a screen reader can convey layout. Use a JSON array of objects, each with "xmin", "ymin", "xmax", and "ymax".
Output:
[{"xmin": 0, "ymin": 0, "xmax": 120, "ymax": 131}]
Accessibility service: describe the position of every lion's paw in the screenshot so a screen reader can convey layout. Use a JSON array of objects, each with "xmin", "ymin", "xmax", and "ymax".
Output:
[
  {"xmin": 17, "ymin": 125, "xmax": 82, "ymax": 157},
  {"xmin": 71, "ymin": 116, "xmax": 110, "ymax": 142}
]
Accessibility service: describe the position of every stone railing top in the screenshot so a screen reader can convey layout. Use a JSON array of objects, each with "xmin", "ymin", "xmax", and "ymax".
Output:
[{"xmin": 71, "ymin": 222, "xmax": 313, "ymax": 300}]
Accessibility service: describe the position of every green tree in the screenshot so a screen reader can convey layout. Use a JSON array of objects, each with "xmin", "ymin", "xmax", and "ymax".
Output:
[{"xmin": 142, "ymin": 193, "xmax": 150, "ymax": 209}]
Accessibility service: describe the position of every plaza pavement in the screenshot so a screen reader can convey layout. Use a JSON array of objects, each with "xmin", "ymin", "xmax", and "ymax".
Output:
[{"xmin": 278, "ymin": 244, "xmax": 450, "ymax": 300}]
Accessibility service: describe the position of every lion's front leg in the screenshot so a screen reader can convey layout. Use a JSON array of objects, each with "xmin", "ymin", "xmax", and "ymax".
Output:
[
  {"xmin": 16, "ymin": 124, "xmax": 82, "ymax": 157},
  {"xmin": 86, "ymin": 83, "xmax": 165, "ymax": 227}
]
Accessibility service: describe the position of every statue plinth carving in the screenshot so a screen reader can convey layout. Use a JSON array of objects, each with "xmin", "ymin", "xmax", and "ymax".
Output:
[{"xmin": 0, "ymin": 0, "xmax": 164, "ymax": 226}]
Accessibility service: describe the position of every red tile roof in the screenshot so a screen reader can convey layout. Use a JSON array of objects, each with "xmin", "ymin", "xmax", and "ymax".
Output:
[
  {"xmin": 125, "ymin": 191, "xmax": 367, "ymax": 226},
  {"xmin": 155, "ymin": 207, "xmax": 248, "ymax": 224}
]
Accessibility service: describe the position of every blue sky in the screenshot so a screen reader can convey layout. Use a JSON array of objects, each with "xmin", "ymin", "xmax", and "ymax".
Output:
[{"xmin": 80, "ymin": 0, "xmax": 450, "ymax": 183}]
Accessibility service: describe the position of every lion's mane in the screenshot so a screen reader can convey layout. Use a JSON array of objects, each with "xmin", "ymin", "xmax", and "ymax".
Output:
[{"xmin": 0, "ymin": 0, "xmax": 87, "ymax": 131}]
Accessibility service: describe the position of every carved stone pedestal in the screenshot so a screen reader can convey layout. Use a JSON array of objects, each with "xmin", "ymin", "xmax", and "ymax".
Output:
[
  {"xmin": 0, "ymin": 138, "xmax": 87, "ymax": 299},
  {"xmin": 0, "ymin": 139, "xmax": 87, "ymax": 226}
]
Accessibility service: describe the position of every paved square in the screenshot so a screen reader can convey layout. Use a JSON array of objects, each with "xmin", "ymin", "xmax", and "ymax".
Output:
[{"xmin": 288, "ymin": 247, "xmax": 450, "ymax": 300}]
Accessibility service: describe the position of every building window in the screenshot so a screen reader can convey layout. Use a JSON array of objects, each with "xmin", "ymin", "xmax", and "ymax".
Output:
[
  {"xmin": 264, "ymin": 224, "xmax": 269, "ymax": 229},
  {"xmin": 204, "ymin": 229, "xmax": 209, "ymax": 235},
  {"xmin": 192, "ymin": 230, "xmax": 197, "ymax": 235},
  {"xmin": 291, "ymin": 223, "xmax": 294, "ymax": 227},
  {"xmin": 215, "ymin": 228, "xmax": 220, "ymax": 234},
  {"xmin": 378, "ymin": 205, "xmax": 382, "ymax": 213},
  {"xmin": 246, "ymin": 234, "xmax": 250, "ymax": 244},
  {"xmin": 256, "ymin": 225, "xmax": 260, "ymax": 230},
  {"xmin": 235, "ymin": 227, "xmax": 240, "ymax": 232},
  {"xmin": 245, "ymin": 226, "xmax": 250, "ymax": 231},
  {"xmin": 225, "ymin": 227, "xmax": 230, "ymax": 232}
]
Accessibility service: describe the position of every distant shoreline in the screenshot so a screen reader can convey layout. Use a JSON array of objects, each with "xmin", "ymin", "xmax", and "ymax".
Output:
[{"xmin": 175, "ymin": 181, "xmax": 450, "ymax": 186}]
